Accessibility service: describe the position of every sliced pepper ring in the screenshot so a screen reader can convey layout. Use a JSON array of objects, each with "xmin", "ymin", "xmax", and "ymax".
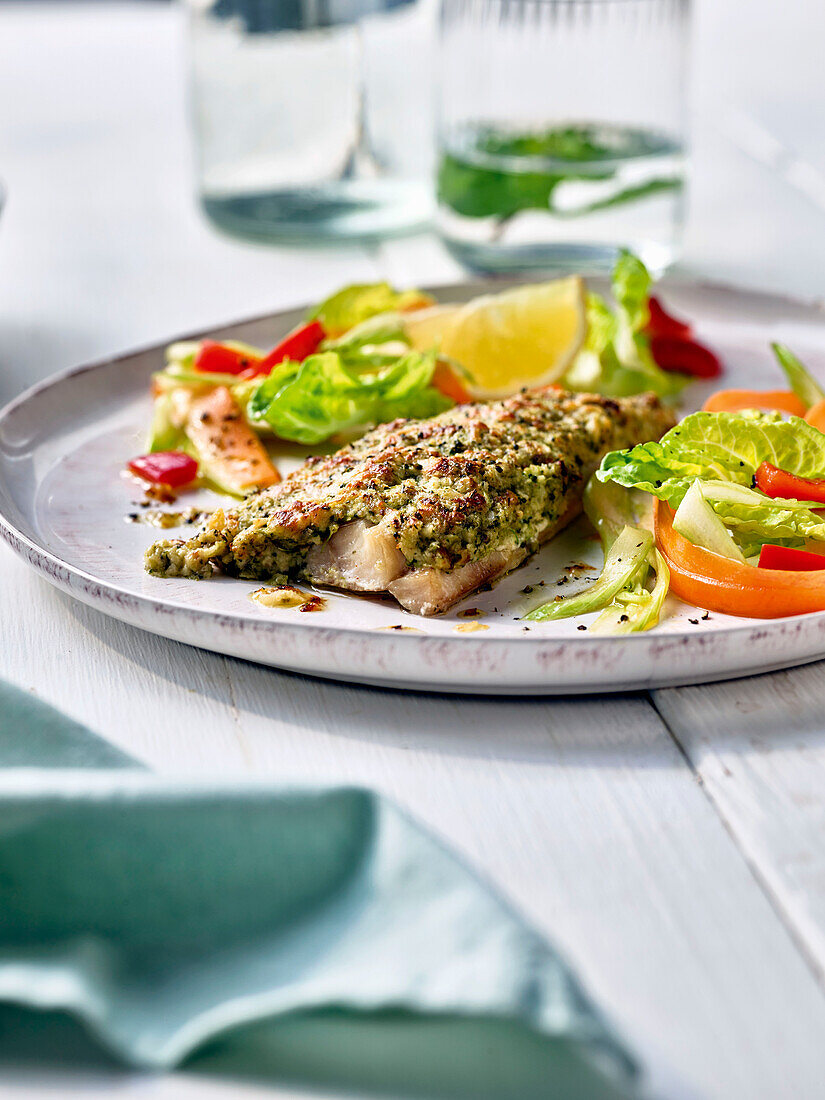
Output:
[
  {"xmin": 654, "ymin": 499, "xmax": 825, "ymax": 618},
  {"xmin": 804, "ymin": 398, "xmax": 825, "ymax": 433}
]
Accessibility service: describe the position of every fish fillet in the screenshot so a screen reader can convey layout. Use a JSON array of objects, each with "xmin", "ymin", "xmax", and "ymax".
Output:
[
  {"xmin": 146, "ymin": 388, "xmax": 674, "ymax": 615},
  {"xmin": 305, "ymin": 519, "xmax": 407, "ymax": 592}
]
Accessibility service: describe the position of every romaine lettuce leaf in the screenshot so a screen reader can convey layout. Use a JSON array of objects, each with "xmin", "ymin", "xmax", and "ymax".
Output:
[
  {"xmin": 588, "ymin": 547, "xmax": 670, "ymax": 634},
  {"xmin": 562, "ymin": 252, "xmax": 686, "ymax": 399},
  {"xmin": 525, "ymin": 526, "xmax": 653, "ymax": 622},
  {"xmin": 613, "ymin": 248, "xmax": 652, "ymax": 333},
  {"xmin": 321, "ymin": 313, "xmax": 412, "ymax": 369},
  {"xmin": 580, "ymin": 478, "xmax": 669, "ymax": 633},
  {"xmin": 701, "ymin": 481, "xmax": 825, "ymax": 542},
  {"xmin": 598, "ymin": 410, "xmax": 825, "ymax": 507},
  {"xmin": 673, "ymin": 481, "xmax": 746, "ymax": 561},
  {"xmin": 247, "ymin": 349, "xmax": 451, "ymax": 445},
  {"xmin": 773, "ymin": 342, "xmax": 825, "ymax": 408},
  {"xmin": 582, "ymin": 477, "xmax": 653, "ymax": 548},
  {"xmin": 308, "ymin": 283, "xmax": 432, "ymax": 337},
  {"xmin": 146, "ymin": 391, "xmax": 187, "ymax": 453}
]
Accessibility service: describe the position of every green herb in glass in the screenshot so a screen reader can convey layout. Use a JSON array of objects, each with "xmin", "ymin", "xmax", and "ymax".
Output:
[{"xmin": 438, "ymin": 124, "xmax": 683, "ymax": 233}]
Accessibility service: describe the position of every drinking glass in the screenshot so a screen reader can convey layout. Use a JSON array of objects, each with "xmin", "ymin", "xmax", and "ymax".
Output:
[
  {"xmin": 436, "ymin": 0, "xmax": 690, "ymax": 274},
  {"xmin": 186, "ymin": 0, "xmax": 436, "ymax": 242}
]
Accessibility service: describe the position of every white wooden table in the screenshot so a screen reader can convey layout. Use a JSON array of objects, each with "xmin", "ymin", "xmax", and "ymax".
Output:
[{"xmin": 2, "ymin": 3, "xmax": 825, "ymax": 1098}]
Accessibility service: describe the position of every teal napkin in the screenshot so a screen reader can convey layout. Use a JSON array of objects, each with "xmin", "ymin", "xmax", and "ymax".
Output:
[{"xmin": 0, "ymin": 681, "xmax": 642, "ymax": 1099}]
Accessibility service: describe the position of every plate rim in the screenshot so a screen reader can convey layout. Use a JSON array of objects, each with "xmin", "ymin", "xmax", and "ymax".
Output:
[{"xmin": 2, "ymin": 275, "xmax": 825, "ymax": 680}]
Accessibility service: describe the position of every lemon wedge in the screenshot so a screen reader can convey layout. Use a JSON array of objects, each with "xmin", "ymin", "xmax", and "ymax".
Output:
[{"xmin": 405, "ymin": 276, "xmax": 586, "ymax": 399}]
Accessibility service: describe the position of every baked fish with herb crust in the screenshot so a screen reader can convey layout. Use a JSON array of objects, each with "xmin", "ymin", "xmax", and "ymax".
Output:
[{"xmin": 146, "ymin": 388, "xmax": 674, "ymax": 615}]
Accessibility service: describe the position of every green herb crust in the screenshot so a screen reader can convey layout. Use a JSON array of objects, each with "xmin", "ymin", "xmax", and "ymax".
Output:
[{"xmin": 146, "ymin": 388, "xmax": 673, "ymax": 583}]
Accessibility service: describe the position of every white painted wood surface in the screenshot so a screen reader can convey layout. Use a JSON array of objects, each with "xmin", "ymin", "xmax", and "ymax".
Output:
[{"xmin": 2, "ymin": 3, "xmax": 825, "ymax": 1099}]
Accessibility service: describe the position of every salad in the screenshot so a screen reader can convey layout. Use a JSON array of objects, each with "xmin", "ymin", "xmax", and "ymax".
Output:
[
  {"xmin": 527, "ymin": 344, "xmax": 825, "ymax": 630},
  {"xmin": 131, "ymin": 251, "xmax": 718, "ymax": 497},
  {"xmin": 126, "ymin": 252, "xmax": 825, "ymax": 634}
]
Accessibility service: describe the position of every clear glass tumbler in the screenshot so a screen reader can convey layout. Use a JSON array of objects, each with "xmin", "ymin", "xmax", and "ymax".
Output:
[
  {"xmin": 436, "ymin": 0, "xmax": 690, "ymax": 275},
  {"xmin": 186, "ymin": 0, "xmax": 436, "ymax": 242}
]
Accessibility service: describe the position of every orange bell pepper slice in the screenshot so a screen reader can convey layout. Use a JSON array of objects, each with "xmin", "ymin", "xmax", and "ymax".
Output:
[
  {"xmin": 432, "ymin": 360, "xmax": 474, "ymax": 404},
  {"xmin": 701, "ymin": 389, "xmax": 807, "ymax": 417},
  {"xmin": 399, "ymin": 292, "xmax": 436, "ymax": 314},
  {"xmin": 654, "ymin": 499, "xmax": 825, "ymax": 618},
  {"xmin": 805, "ymin": 398, "xmax": 825, "ymax": 433}
]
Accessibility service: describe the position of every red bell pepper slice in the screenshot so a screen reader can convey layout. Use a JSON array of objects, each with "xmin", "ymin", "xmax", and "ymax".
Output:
[
  {"xmin": 258, "ymin": 320, "xmax": 325, "ymax": 373},
  {"xmin": 755, "ymin": 461, "xmax": 825, "ymax": 504},
  {"xmin": 758, "ymin": 544, "xmax": 825, "ymax": 571},
  {"xmin": 194, "ymin": 341, "xmax": 263, "ymax": 375},
  {"xmin": 650, "ymin": 335, "xmax": 722, "ymax": 379},
  {"xmin": 193, "ymin": 322, "xmax": 325, "ymax": 381},
  {"xmin": 645, "ymin": 295, "xmax": 692, "ymax": 339},
  {"xmin": 128, "ymin": 451, "xmax": 198, "ymax": 487}
]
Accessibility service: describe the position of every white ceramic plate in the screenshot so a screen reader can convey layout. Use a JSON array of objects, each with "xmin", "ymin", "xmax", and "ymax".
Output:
[{"xmin": 3, "ymin": 279, "xmax": 825, "ymax": 694}]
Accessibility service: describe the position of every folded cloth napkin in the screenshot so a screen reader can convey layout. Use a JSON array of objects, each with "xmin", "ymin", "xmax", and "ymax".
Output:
[{"xmin": 0, "ymin": 681, "xmax": 642, "ymax": 1099}]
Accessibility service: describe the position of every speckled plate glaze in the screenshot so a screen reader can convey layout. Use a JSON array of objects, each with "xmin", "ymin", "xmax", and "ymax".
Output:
[{"xmin": 2, "ymin": 279, "xmax": 825, "ymax": 694}]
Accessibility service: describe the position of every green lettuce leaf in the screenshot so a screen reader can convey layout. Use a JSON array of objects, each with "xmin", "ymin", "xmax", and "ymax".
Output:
[
  {"xmin": 146, "ymin": 392, "xmax": 187, "ymax": 453},
  {"xmin": 321, "ymin": 313, "xmax": 412, "ymax": 369},
  {"xmin": 588, "ymin": 547, "xmax": 670, "ymax": 634},
  {"xmin": 772, "ymin": 342, "xmax": 825, "ymax": 408},
  {"xmin": 562, "ymin": 252, "xmax": 686, "ymax": 399},
  {"xmin": 613, "ymin": 249, "xmax": 651, "ymax": 333},
  {"xmin": 673, "ymin": 480, "xmax": 746, "ymax": 561},
  {"xmin": 525, "ymin": 526, "xmax": 653, "ymax": 622},
  {"xmin": 598, "ymin": 410, "xmax": 825, "ymax": 507},
  {"xmin": 308, "ymin": 284, "xmax": 430, "ymax": 337},
  {"xmin": 700, "ymin": 481, "xmax": 825, "ymax": 542},
  {"xmin": 579, "ymin": 478, "xmax": 669, "ymax": 633},
  {"xmin": 247, "ymin": 349, "xmax": 451, "ymax": 445}
]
